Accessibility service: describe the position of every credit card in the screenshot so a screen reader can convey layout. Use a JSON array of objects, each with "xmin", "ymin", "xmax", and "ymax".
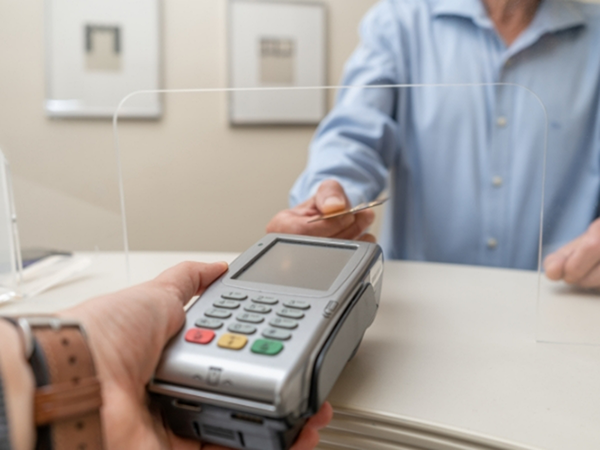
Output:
[{"xmin": 307, "ymin": 198, "xmax": 389, "ymax": 223}]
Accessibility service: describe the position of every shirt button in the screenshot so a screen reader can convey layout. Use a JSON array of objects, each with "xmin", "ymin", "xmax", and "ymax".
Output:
[
  {"xmin": 487, "ymin": 238, "xmax": 498, "ymax": 250},
  {"xmin": 496, "ymin": 116, "xmax": 508, "ymax": 127},
  {"xmin": 492, "ymin": 176, "xmax": 503, "ymax": 187}
]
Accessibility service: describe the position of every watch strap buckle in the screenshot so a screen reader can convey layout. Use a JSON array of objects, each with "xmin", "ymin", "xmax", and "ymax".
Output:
[{"xmin": 15, "ymin": 316, "xmax": 86, "ymax": 360}]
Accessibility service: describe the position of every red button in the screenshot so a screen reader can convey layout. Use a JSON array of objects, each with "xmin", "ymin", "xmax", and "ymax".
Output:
[{"xmin": 185, "ymin": 328, "xmax": 215, "ymax": 345}]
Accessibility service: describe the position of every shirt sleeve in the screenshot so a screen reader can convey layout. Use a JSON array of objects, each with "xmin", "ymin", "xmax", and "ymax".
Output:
[
  {"xmin": 0, "ymin": 365, "xmax": 12, "ymax": 450},
  {"xmin": 290, "ymin": 0, "xmax": 405, "ymax": 207}
]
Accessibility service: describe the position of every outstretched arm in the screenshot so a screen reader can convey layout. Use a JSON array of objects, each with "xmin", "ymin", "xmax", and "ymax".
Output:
[
  {"xmin": 0, "ymin": 262, "xmax": 332, "ymax": 450},
  {"xmin": 270, "ymin": 2, "xmax": 404, "ymax": 239}
]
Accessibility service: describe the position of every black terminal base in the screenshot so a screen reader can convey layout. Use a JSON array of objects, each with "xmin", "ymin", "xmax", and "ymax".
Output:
[{"xmin": 153, "ymin": 395, "xmax": 306, "ymax": 450}]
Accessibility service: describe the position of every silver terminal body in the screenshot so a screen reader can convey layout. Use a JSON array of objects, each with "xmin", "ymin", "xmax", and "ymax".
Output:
[{"xmin": 149, "ymin": 233, "xmax": 383, "ymax": 450}]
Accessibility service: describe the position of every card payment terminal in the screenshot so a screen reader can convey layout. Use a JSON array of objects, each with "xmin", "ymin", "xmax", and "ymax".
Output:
[{"xmin": 149, "ymin": 233, "xmax": 384, "ymax": 450}]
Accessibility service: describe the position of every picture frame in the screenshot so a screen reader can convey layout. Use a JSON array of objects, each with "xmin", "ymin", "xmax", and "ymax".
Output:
[
  {"xmin": 228, "ymin": 0, "xmax": 327, "ymax": 125},
  {"xmin": 44, "ymin": 0, "xmax": 162, "ymax": 119}
]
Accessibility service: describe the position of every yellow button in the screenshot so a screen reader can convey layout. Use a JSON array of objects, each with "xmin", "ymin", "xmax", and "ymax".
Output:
[{"xmin": 218, "ymin": 333, "xmax": 248, "ymax": 350}]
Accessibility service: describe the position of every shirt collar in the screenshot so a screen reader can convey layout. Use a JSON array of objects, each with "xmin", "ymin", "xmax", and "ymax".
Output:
[
  {"xmin": 430, "ymin": 0, "xmax": 494, "ymax": 28},
  {"xmin": 509, "ymin": 0, "xmax": 585, "ymax": 56},
  {"xmin": 527, "ymin": 0, "xmax": 585, "ymax": 36},
  {"xmin": 430, "ymin": 0, "xmax": 586, "ymax": 34}
]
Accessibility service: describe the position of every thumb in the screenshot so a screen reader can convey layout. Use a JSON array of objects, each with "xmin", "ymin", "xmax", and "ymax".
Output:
[
  {"xmin": 155, "ymin": 261, "xmax": 229, "ymax": 304},
  {"xmin": 154, "ymin": 261, "xmax": 228, "ymax": 337},
  {"xmin": 315, "ymin": 180, "xmax": 350, "ymax": 214}
]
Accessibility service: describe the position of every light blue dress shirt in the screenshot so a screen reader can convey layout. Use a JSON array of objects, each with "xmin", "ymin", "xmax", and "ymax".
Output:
[{"xmin": 290, "ymin": 0, "xmax": 600, "ymax": 270}]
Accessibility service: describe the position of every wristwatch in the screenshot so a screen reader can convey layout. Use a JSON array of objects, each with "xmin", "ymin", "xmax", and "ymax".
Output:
[{"xmin": 3, "ymin": 316, "xmax": 104, "ymax": 450}]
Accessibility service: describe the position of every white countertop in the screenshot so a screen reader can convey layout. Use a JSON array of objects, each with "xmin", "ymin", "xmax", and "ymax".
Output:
[
  {"xmin": 326, "ymin": 261, "xmax": 600, "ymax": 450},
  {"xmin": 2, "ymin": 253, "xmax": 599, "ymax": 449},
  {"xmin": 0, "ymin": 252, "xmax": 238, "ymax": 314}
]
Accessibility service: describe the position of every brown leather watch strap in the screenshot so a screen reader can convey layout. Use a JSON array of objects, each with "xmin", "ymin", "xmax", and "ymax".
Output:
[
  {"xmin": 32, "ymin": 326, "xmax": 104, "ymax": 450},
  {"xmin": 34, "ymin": 373, "xmax": 102, "ymax": 425}
]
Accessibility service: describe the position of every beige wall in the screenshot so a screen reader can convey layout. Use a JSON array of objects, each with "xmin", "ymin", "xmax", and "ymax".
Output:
[
  {"xmin": 0, "ymin": 0, "xmax": 379, "ymax": 253},
  {"xmin": 4, "ymin": 0, "xmax": 597, "ymax": 254}
]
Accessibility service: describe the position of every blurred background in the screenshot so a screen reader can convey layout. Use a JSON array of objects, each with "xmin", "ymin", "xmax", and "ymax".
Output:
[{"xmin": 0, "ymin": 0, "xmax": 380, "ymax": 253}]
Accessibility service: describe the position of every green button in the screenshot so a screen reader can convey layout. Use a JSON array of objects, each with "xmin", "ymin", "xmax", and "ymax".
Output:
[{"xmin": 251, "ymin": 339, "xmax": 284, "ymax": 356}]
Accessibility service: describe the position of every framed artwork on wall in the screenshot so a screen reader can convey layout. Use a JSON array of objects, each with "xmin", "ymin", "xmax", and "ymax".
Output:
[
  {"xmin": 45, "ymin": 0, "xmax": 161, "ymax": 119},
  {"xmin": 228, "ymin": 0, "xmax": 327, "ymax": 125}
]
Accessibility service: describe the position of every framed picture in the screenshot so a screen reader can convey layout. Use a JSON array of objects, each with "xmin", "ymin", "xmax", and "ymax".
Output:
[
  {"xmin": 45, "ymin": 0, "xmax": 161, "ymax": 119},
  {"xmin": 228, "ymin": 0, "xmax": 327, "ymax": 125}
]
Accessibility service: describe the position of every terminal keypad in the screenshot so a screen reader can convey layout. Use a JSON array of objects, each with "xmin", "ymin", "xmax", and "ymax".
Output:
[{"xmin": 189, "ymin": 293, "xmax": 317, "ymax": 356}]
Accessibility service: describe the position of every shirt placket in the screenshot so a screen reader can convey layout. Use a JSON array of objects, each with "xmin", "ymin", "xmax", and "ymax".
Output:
[{"xmin": 484, "ymin": 58, "xmax": 513, "ymax": 267}]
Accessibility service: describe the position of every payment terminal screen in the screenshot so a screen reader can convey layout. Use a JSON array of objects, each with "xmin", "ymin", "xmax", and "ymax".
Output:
[{"xmin": 235, "ymin": 241, "xmax": 355, "ymax": 291}]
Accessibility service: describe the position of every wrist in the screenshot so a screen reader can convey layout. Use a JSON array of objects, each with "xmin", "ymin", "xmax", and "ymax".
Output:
[{"xmin": 0, "ymin": 319, "xmax": 35, "ymax": 450}]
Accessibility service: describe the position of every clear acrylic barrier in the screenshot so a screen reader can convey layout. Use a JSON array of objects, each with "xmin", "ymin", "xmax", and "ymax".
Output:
[
  {"xmin": 114, "ymin": 84, "xmax": 549, "ymax": 289},
  {"xmin": 0, "ymin": 152, "xmax": 21, "ymax": 302},
  {"xmin": 0, "ymin": 120, "xmax": 127, "ymax": 305},
  {"xmin": 536, "ymin": 107, "xmax": 600, "ymax": 345}
]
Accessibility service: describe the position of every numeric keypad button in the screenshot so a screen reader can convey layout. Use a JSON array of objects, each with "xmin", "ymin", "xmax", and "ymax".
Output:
[
  {"xmin": 269, "ymin": 317, "xmax": 298, "ymax": 329},
  {"xmin": 251, "ymin": 339, "xmax": 284, "ymax": 356},
  {"xmin": 277, "ymin": 308, "xmax": 304, "ymax": 320},
  {"xmin": 237, "ymin": 313, "xmax": 265, "ymax": 324},
  {"xmin": 283, "ymin": 300, "xmax": 310, "ymax": 310},
  {"xmin": 227, "ymin": 323, "xmax": 257, "ymax": 335},
  {"xmin": 244, "ymin": 304, "xmax": 272, "ymax": 314},
  {"xmin": 218, "ymin": 334, "xmax": 248, "ymax": 350},
  {"xmin": 262, "ymin": 328, "xmax": 292, "ymax": 341},
  {"xmin": 213, "ymin": 299, "xmax": 240, "ymax": 309},
  {"xmin": 185, "ymin": 329, "xmax": 215, "ymax": 345},
  {"xmin": 205, "ymin": 308, "xmax": 232, "ymax": 319},
  {"xmin": 251, "ymin": 296, "xmax": 279, "ymax": 305},
  {"xmin": 221, "ymin": 292, "xmax": 248, "ymax": 301},
  {"xmin": 195, "ymin": 318, "xmax": 224, "ymax": 329}
]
